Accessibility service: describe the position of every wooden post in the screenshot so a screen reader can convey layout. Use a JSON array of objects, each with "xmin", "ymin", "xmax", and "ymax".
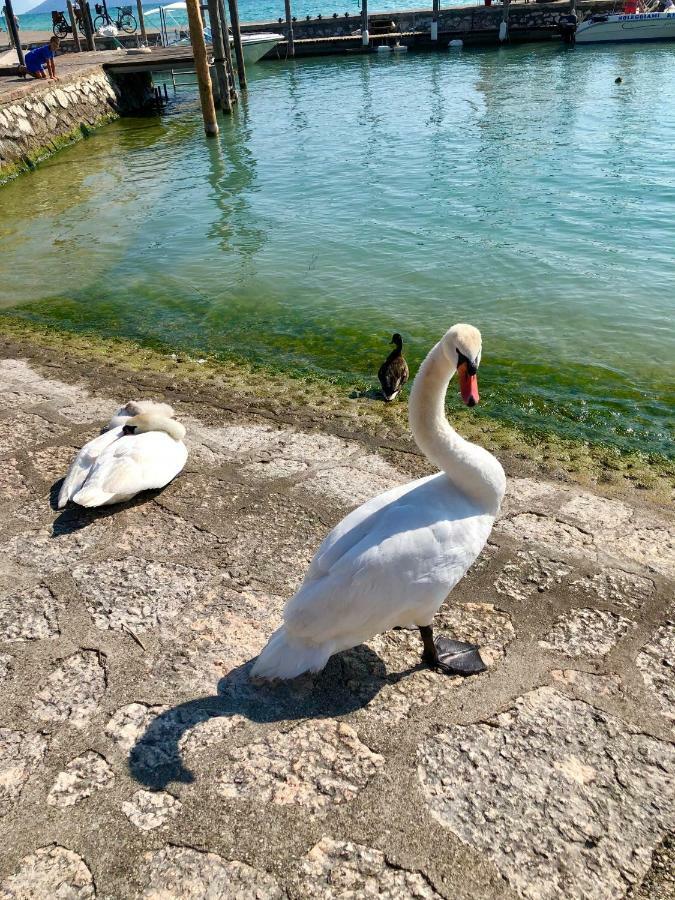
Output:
[
  {"xmin": 431, "ymin": 0, "xmax": 439, "ymax": 40},
  {"xmin": 207, "ymin": 0, "xmax": 232, "ymax": 112},
  {"xmin": 361, "ymin": 0, "xmax": 369, "ymax": 47},
  {"xmin": 227, "ymin": 0, "xmax": 247, "ymax": 91},
  {"xmin": 284, "ymin": 0, "xmax": 294, "ymax": 56},
  {"xmin": 3, "ymin": 0, "xmax": 24, "ymax": 66},
  {"xmin": 67, "ymin": 0, "xmax": 82, "ymax": 50},
  {"xmin": 78, "ymin": 0, "xmax": 96, "ymax": 50},
  {"xmin": 185, "ymin": 0, "xmax": 219, "ymax": 135},
  {"xmin": 136, "ymin": 0, "xmax": 148, "ymax": 44},
  {"xmin": 499, "ymin": 0, "xmax": 510, "ymax": 41},
  {"xmin": 218, "ymin": 0, "xmax": 238, "ymax": 104}
]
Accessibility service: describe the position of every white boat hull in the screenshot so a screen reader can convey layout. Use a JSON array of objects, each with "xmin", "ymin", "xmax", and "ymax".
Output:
[
  {"xmin": 576, "ymin": 11, "xmax": 675, "ymax": 43},
  {"xmin": 238, "ymin": 33, "xmax": 283, "ymax": 63}
]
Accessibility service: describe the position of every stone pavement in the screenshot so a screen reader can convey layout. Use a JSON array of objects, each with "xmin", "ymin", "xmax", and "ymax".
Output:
[{"xmin": 0, "ymin": 353, "xmax": 672, "ymax": 899}]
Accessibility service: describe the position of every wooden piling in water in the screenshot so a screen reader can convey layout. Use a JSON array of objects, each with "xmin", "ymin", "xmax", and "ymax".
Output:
[
  {"xmin": 4, "ymin": 0, "xmax": 24, "ymax": 66},
  {"xmin": 431, "ymin": 0, "xmax": 439, "ymax": 40},
  {"xmin": 136, "ymin": 0, "xmax": 148, "ymax": 44},
  {"xmin": 185, "ymin": 0, "xmax": 219, "ymax": 135},
  {"xmin": 218, "ymin": 0, "xmax": 238, "ymax": 104},
  {"xmin": 284, "ymin": 0, "xmax": 295, "ymax": 57},
  {"xmin": 67, "ymin": 0, "xmax": 82, "ymax": 51},
  {"xmin": 207, "ymin": 0, "xmax": 232, "ymax": 113},
  {"xmin": 78, "ymin": 0, "xmax": 96, "ymax": 51},
  {"xmin": 227, "ymin": 0, "xmax": 247, "ymax": 91},
  {"xmin": 361, "ymin": 0, "xmax": 369, "ymax": 47},
  {"xmin": 499, "ymin": 0, "xmax": 510, "ymax": 41}
]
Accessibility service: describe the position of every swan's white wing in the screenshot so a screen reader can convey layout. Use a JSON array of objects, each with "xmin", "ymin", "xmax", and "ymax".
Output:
[
  {"xmin": 285, "ymin": 474, "xmax": 494, "ymax": 649},
  {"xmin": 72, "ymin": 432, "xmax": 187, "ymax": 507},
  {"xmin": 58, "ymin": 426, "xmax": 125, "ymax": 508}
]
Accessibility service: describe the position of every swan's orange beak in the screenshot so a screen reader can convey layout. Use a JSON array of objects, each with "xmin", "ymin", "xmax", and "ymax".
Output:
[{"xmin": 458, "ymin": 362, "xmax": 480, "ymax": 407}]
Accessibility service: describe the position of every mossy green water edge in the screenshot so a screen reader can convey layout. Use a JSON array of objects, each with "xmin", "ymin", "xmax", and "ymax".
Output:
[{"xmin": 1, "ymin": 313, "xmax": 672, "ymax": 503}]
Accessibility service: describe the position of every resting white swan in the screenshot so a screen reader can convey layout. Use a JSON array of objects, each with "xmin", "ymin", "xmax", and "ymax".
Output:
[
  {"xmin": 58, "ymin": 401, "xmax": 187, "ymax": 509},
  {"xmin": 252, "ymin": 324, "xmax": 506, "ymax": 680}
]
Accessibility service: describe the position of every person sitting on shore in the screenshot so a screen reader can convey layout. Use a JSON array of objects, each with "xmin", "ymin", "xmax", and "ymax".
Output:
[{"xmin": 21, "ymin": 36, "xmax": 60, "ymax": 80}]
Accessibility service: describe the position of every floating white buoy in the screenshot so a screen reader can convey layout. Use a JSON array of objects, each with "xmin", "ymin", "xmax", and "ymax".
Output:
[
  {"xmin": 448, "ymin": 38, "xmax": 463, "ymax": 49},
  {"xmin": 377, "ymin": 43, "xmax": 392, "ymax": 51},
  {"xmin": 392, "ymin": 41, "xmax": 407, "ymax": 51}
]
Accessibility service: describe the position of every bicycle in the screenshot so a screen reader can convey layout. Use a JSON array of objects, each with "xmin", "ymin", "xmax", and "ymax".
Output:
[
  {"xmin": 52, "ymin": 7, "xmax": 93, "ymax": 37},
  {"xmin": 93, "ymin": 4, "xmax": 137, "ymax": 33}
]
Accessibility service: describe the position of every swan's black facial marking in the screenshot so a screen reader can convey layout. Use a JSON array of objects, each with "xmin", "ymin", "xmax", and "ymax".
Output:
[
  {"xmin": 122, "ymin": 424, "xmax": 137, "ymax": 436},
  {"xmin": 457, "ymin": 350, "xmax": 478, "ymax": 376}
]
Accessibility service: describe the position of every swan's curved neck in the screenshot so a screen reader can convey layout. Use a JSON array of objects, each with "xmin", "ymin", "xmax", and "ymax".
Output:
[{"xmin": 408, "ymin": 341, "xmax": 505, "ymax": 511}]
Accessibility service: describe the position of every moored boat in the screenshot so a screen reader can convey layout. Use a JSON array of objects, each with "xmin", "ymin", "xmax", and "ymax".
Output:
[{"xmin": 575, "ymin": 8, "xmax": 675, "ymax": 43}]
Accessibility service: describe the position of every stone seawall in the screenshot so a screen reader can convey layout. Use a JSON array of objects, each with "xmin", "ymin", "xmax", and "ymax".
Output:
[{"xmin": 0, "ymin": 67, "xmax": 120, "ymax": 184}]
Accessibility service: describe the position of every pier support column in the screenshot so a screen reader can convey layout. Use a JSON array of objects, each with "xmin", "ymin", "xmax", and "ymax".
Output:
[
  {"xmin": 227, "ymin": 0, "xmax": 247, "ymax": 91},
  {"xmin": 284, "ymin": 0, "xmax": 295, "ymax": 57},
  {"xmin": 431, "ymin": 0, "xmax": 439, "ymax": 40},
  {"xmin": 207, "ymin": 0, "xmax": 232, "ymax": 112},
  {"xmin": 77, "ymin": 0, "xmax": 96, "ymax": 51},
  {"xmin": 361, "ymin": 0, "xmax": 369, "ymax": 46},
  {"xmin": 499, "ymin": 0, "xmax": 510, "ymax": 41},
  {"xmin": 67, "ymin": 0, "xmax": 82, "ymax": 50},
  {"xmin": 4, "ymin": 0, "xmax": 24, "ymax": 66},
  {"xmin": 186, "ymin": 0, "xmax": 219, "ymax": 135},
  {"xmin": 218, "ymin": 0, "xmax": 238, "ymax": 104},
  {"xmin": 136, "ymin": 0, "xmax": 148, "ymax": 44}
]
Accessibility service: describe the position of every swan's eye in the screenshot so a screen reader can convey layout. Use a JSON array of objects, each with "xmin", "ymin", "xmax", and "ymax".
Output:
[{"xmin": 457, "ymin": 350, "xmax": 478, "ymax": 376}]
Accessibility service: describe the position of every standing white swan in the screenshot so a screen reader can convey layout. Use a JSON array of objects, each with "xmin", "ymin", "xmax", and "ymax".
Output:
[
  {"xmin": 251, "ymin": 324, "xmax": 506, "ymax": 680},
  {"xmin": 58, "ymin": 401, "xmax": 187, "ymax": 509}
]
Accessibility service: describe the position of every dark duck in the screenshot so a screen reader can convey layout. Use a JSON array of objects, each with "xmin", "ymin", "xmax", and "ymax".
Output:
[{"xmin": 378, "ymin": 333, "xmax": 409, "ymax": 402}]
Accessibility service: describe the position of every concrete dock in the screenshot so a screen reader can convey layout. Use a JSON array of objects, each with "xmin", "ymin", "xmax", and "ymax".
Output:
[{"xmin": 0, "ymin": 335, "xmax": 672, "ymax": 898}]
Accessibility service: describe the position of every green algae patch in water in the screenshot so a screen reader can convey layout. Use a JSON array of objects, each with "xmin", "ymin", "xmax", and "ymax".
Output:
[{"xmin": 1, "ymin": 313, "xmax": 672, "ymax": 504}]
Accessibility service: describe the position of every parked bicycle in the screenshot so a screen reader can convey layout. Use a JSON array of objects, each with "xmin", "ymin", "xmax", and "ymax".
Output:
[
  {"xmin": 93, "ymin": 3, "xmax": 137, "ymax": 32},
  {"xmin": 52, "ymin": 9, "xmax": 86, "ymax": 37}
]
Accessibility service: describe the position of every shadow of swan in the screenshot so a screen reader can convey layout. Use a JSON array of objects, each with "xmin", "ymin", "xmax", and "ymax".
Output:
[{"xmin": 128, "ymin": 645, "xmax": 419, "ymax": 789}]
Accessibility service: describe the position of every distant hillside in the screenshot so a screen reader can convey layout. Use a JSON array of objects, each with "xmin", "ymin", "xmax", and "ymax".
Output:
[{"xmin": 26, "ymin": 0, "xmax": 67, "ymax": 12}]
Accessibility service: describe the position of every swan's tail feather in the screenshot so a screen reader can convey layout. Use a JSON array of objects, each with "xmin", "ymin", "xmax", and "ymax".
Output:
[{"xmin": 251, "ymin": 627, "xmax": 333, "ymax": 681}]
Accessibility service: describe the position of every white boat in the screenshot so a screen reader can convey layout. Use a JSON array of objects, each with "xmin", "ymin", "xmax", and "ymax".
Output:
[
  {"xmin": 238, "ymin": 32, "xmax": 283, "ymax": 63},
  {"xmin": 575, "ymin": 9, "xmax": 675, "ymax": 43}
]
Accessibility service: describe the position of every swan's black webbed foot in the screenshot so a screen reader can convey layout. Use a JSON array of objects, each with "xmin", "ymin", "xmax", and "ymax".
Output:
[{"xmin": 419, "ymin": 626, "xmax": 486, "ymax": 677}]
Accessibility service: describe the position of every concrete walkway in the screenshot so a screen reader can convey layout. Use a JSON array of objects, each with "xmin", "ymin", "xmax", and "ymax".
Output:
[{"xmin": 0, "ymin": 350, "xmax": 672, "ymax": 899}]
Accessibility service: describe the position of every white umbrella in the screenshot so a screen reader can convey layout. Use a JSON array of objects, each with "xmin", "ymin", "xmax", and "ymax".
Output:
[{"xmin": 144, "ymin": 1, "xmax": 186, "ymax": 12}]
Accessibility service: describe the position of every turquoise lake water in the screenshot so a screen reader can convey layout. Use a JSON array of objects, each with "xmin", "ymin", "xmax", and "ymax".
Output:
[{"xmin": 0, "ymin": 44, "xmax": 673, "ymax": 456}]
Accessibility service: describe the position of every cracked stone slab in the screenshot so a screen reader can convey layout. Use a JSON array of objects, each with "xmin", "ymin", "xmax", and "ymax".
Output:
[
  {"xmin": 72, "ymin": 556, "xmax": 212, "ymax": 633},
  {"xmin": 47, "ymin": 751, "xmax": 114, "ymax": 808},
  {"xmin": 0, "ymin": 459, "xmax": 30, "ymax": 502},
  {"xmin": 139, "ymin": 846, "xmax": 282, "ymax": 899},
  {"xmin": 550, "ymin": 669, "xmax": 624, "ymax": 702},
  {"xmin": 147, "ymin": 586, "xmax": 284, "ymax": 693},
  {"xmin": 0, "ymin": 584, "xmax": 61, "ymax": 642},
  {"xmin": 33, "ymin": 650, "xmax": 106, "ymax": 729},
  {"xmin": 540, "ymin": 607, "xmax": 635, "ymax": 657},
  {"xmin": 297, "ymin": 454, "xmax": 404, "ymax": 507},
  {"xmin": 0, "ymin": 729, "xmax": 48, "ymax": 817},
  {"xmin": 0, "ymin": 514, "xmax": 113, "ymax": 576},
  {"xmin": 569, "ymin": 570, "xmax": 654, "ymax": 613},
  {"xmin": 637, "ymin": 617, "xmax": 675, "ymax": 727},
  {"xmin": 347, "ymin": 603, "xmax": 515, "ymax": 724},
  {"xmin": 27, "ymin": 445, "xmax": 81, "ymax": 485},
  {"xmin": 0, "ymin": 654, "xmax": 12, "ymax": 683},
  {"xmin": 559, "ymin": 493, "xmax": 633, "ymax": 533},
  {"xmin": 218, "ymin": 720, "xmax": 385, "ymax": 813},
  {"xmin": 105, "ymin": 702, "xmax": 239, "ymax": 786},
  {"xmin": 418, "ymin": 686, "xmax": 675, "ymax": 900},
  {"xmin": 501, "ymin": 477, "xmax": 563, "ymax": 514},
  {"xmin": 0, "ymin": 411, "xmax": 67, "ymax": 456},
  {"xmin": 296, "ymin": 837, "xmax": 441, "ymax": 898},
  {"xmin": 114, "ymin": 505, "xmax": 222, "ymax": 561},
  {"xmin": 121, "ymin": 789, "xmax": 181, "ymax": 831},
  {"xmin": 0, "ymin": 845, "xmax": 95, "ymax": 899},
  {"xmin": 494, "ymin": 551, "xmax": 572, "ymax": 602},
  {"xmin": 496, "ymin": 513, "xmax": 596, "ymax": 559}
]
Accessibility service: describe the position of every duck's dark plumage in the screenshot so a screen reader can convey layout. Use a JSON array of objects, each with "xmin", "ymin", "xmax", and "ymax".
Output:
[{"xmin": 378, "ymin": 333, "xmax": 409, "ymax": 401}]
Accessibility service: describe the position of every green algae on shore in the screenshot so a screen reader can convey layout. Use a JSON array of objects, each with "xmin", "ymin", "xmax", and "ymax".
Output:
[{"xmin": 0, "ymin": 314, "xmax": 672, "ymax": 504}]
